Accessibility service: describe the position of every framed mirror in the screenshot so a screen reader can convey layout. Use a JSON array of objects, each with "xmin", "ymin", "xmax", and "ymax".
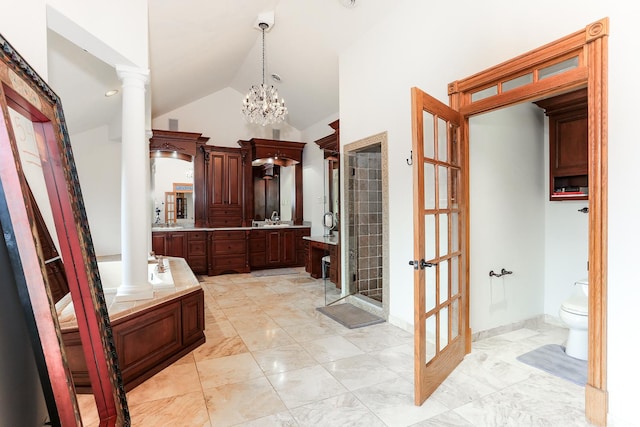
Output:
[{"xmin": 0, "ymin": 34, "xmax": 129, "ymax": 425}]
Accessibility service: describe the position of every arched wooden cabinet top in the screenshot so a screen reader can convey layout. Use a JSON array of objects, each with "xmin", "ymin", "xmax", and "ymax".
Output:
[
  {"xmin": 238, "ymin": 138, "xmax": 306, "ymax": 165},
  {"xmin": 149, "ymin": 129, "xmax": 210, "ymax": 161},
  {"xmin": 314, "ymin": 119, "xmax": 340, "ymax": 159}
]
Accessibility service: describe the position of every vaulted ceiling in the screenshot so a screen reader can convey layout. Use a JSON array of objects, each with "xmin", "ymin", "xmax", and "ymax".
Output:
[{"xmin": 47, "ymin": 0, "xmax": 402, "ymax": 135}]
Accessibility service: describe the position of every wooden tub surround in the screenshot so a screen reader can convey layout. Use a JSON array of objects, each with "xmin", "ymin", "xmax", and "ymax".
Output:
[{"xmin": 56, "ymin": 257, "xmax": 205, "ymax": 393}]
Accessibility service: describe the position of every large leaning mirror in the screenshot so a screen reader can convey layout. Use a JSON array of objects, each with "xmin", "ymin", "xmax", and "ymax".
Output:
[{"xmin": 0, "ymin": 34, "xmax": 129, "ymax": 425}]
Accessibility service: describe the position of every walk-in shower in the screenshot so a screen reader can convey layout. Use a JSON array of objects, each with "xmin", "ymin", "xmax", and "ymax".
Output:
[{"xmin": 343, "ymin": 132, "xmax": 389, "ymax": 317}]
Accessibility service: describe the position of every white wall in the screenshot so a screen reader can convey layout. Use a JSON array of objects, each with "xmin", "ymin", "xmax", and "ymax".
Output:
[
  {"xmin": 70, "ymin": 126, "xmax": 122, "ymax": 256},
  {"xmin": 340, "ymin": 0, "xmax": 640, "ymax": 424},
  {"xmin": 0, "ymin": 0, "xmax": 48, "ymax": 77},
  {"xmin": 152, "ymin": 87, "xmax": 302, "ymax": 147},
  {"xmin": 46, "ymin": 0, "xmax": 149, "ymax": 68},
  {"xmin": 469, "ymin": 104, "xmax": 546, "ymax": 332},
  {"xmin": 301, "ymin": 113, "xmax": 340, "ymax": 236}
]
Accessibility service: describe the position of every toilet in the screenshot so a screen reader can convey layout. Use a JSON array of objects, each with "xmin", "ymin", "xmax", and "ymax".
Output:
[{"xmin": 559, "ymin": 278, "xmax": 589, "ymax": 360}]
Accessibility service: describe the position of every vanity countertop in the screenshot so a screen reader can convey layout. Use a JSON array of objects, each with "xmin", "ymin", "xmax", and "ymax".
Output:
[
  {"xmin": 303, "ymin": 234, "xmax": 339, "ymax": 245},
  {"xmin": 151, "ymin": 223, "xmax": 311, "ymax": 232}
]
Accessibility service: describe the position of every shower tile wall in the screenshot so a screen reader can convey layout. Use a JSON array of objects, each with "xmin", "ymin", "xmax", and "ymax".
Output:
[{"xmin": 348, "ymin": 150, "xmax": 383, "ymax": 302}]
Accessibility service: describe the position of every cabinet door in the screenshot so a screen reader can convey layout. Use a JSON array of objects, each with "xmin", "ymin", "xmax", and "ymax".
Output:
[
  {"xmin": 167, "ymin": 232, "xmax": 186, "ymax": 258},
  {"xmin": 209, "ymin": 152, "xmax": 226, "ymax": 207},
  {"xmin": 152, "ymin": 233, "xmax": 168, "ymax": 255},
  {"xmin": 266, "ymin": 231, "xmax": 281, "ymax": 265},
  {"xmin": 281, "ymin": 230, "xmax": 296, "ymax": 265},
  {"xmin": 226, "ymin": 152, "xmax": 243, "ymax": 208}
]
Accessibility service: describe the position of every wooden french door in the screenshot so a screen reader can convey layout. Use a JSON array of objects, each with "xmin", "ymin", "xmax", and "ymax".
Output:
[{"xmin": 411, "ymin": 87, "xmax": 467, "ymax": 405}]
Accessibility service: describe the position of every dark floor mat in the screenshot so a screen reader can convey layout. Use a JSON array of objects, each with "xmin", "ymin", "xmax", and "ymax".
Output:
[{"xmin": 316, "ymin": 303, "xmax": 385, "ymax": 329}]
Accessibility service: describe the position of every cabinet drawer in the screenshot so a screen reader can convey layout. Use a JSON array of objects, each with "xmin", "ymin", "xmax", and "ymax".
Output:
[
  {"xmin": 213, "ymin": 239, "xmax": 246, "ymax": 255},
  {"xmin": 213, "ymin": 254, "xmax": 246, "ymax": 268},
  {"xmin": 187, "ymin": 240, "xmax": 207, "ymax": 256},
  {"xmin": 210, "ymin": 217, "xmax": 243, "ymax": 227},
  {"xmin": 214, "ymin": 230, "xmax": 246, "ymax": 240},
  {"xmin": 188, "ymin": 231, "xmax": 207, "ymax": 241}
]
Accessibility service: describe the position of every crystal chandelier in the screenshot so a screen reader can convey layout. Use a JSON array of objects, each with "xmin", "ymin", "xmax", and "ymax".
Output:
[{"xmin": 241, "ymin": 22, "xmax": 288, "ymax": 126}]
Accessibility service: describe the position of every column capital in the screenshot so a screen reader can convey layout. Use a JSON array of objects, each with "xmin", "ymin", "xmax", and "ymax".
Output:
[{"xmin": 116, "ymin": 64, "xmax": 149, "ymax": 86}]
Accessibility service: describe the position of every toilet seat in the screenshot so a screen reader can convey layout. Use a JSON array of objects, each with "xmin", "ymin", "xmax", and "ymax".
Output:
[{"xmin": 561, "ymin": 293, "xmax": 588, "ymax": 316}]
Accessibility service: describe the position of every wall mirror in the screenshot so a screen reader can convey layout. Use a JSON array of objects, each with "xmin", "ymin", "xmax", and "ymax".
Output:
[
  {"xmin": 251, "ymin": 159, "xmax": 296, "ymax": 222},
  {"xmin": 239, "ymin": 138, "xmax": 305, "ymax": 225},
  {"xmin": 149, "ymin": 129, "xmax": 207, "ymax": 228},
  {"xmin": 0, "ymin": 34, "xmax": 129, "ymax": 425}
]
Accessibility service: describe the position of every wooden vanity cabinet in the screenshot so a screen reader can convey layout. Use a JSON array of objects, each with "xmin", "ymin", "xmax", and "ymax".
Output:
[
  {"xmin": 209, "ymin": 230, "xmax": 249, "ymax": 275},
  {"xmin": 535, "ymin": 89, "xmax": 588, "ymax": 201},
  {"xmin": 151, "ymin": 231, "xmax": 187, "ymax": 259}
]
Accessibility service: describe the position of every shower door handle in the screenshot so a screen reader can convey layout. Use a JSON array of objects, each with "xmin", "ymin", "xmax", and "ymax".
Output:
[{"xmin": 409, "ymin": 259, "xmax": 435, "ymax": 270}]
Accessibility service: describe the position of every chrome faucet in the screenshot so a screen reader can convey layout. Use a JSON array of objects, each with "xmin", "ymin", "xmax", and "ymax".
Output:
[{"xmin": 270, "ymin": 211, "xmax": 280, "ymax": 222}]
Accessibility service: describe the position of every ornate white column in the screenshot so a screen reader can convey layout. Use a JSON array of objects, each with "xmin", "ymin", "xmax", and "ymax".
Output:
[{"xmin": 115, "ymin": 65, "xmax": 154, "ymax": 301}]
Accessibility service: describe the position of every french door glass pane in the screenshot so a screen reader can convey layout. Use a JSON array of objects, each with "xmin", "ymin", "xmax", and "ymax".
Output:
[
  {"xmin": 439, "ymin": 213, "xmax": 448, "ymax": 256},
  {"xmin": 426, "ymin": 314, "xmax": 436, "ymax": 364},
  {"xmin": 425, "ymin": 214, "xmax": 436, "ymax": 261},
  {"xmin": 439, "ymin": 259, "xmax": 449, "ymax": 305},
  {"xmin": 439, "ymin": 306, "xmax": 449, "ymax": 351},
  {"xmin": 451, "ymin": 212, "xmax": 459, "ymax": 252},
  {"xmin": 438, "ymin": 166, "xmax": 448, "ymax": 209},
  {"xmin": 437, "ymin": 117, "xmax": 448, "ymax": 162},
  {"xmin": 425, "ymin": 262, "xmax": 436, "ymax": 313},
  {"xmin": 424, "ymin": 163, "xmax": 435, "ymax": 210},
  {"xmin": 451, "ymin": 299, "xmax": 459, "ymax": 340},
  {"xmin": 423, "ymin": 112, "xmax": 435, "ymax": 159},
  {"xmin": 451, "ymin": 256, "xmax": 459, "ymax": 296}
]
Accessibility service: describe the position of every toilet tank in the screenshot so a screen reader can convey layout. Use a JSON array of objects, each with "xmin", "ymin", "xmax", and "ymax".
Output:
[{"xmin": 575, "ymin": 278, "xmax": 588, "ymax": 296}]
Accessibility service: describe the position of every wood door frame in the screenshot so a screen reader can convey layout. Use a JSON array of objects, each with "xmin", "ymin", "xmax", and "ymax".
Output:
[{"xmin": 448, "ymin": 18, "xmax": 608, "ymax": 426}]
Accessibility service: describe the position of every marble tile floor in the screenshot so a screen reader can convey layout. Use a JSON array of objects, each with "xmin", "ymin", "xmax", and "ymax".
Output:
[{"xmin": 77, "ymin": 268, "xmax": 593, "ymax": 426}]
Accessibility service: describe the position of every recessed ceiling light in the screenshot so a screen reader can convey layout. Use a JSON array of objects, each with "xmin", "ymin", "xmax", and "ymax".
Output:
[
  {"xmin": 104, "ymin": 89, "xmax": 119, "ymax": 97},
  {"xmin": 271, "ymin": 73, "xmax": 282, "ymax": 82}
]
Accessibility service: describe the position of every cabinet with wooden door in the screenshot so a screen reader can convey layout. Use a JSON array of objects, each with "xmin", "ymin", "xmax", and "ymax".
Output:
[
  {"xmin": 535, "ymin": 88, "xmax": 588, "ymax": 201},
  {"xmin": 203, "ymin": 146, "xmax": 247, "ymax": 227},
  {"xmin": 151, "ymin": 231, "xmax": 187, "ymax": 259},
  {"xmin": 266, "ymin": 229, "xmax": 297, "ymax": 266}
]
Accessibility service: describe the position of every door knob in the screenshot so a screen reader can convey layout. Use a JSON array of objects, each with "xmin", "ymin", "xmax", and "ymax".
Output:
[{"xmin": 409, "ymin": 259, "xmax": 436, "ymax": 270}]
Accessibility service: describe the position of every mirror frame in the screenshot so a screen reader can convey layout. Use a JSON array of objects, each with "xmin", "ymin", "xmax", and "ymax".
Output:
[{"xmin": 0, "ymin": 34, "xmax": 129, "ymax": 425}]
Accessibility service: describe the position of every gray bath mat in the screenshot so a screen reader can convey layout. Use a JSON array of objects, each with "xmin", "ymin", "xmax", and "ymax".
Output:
[
  {"xmin": 516, "ymin": 344, "xmax": 587, "ymax": 386},
  {"xmin": 316, "ymin": 303, "xmax": 384, "ymax": 329}
]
